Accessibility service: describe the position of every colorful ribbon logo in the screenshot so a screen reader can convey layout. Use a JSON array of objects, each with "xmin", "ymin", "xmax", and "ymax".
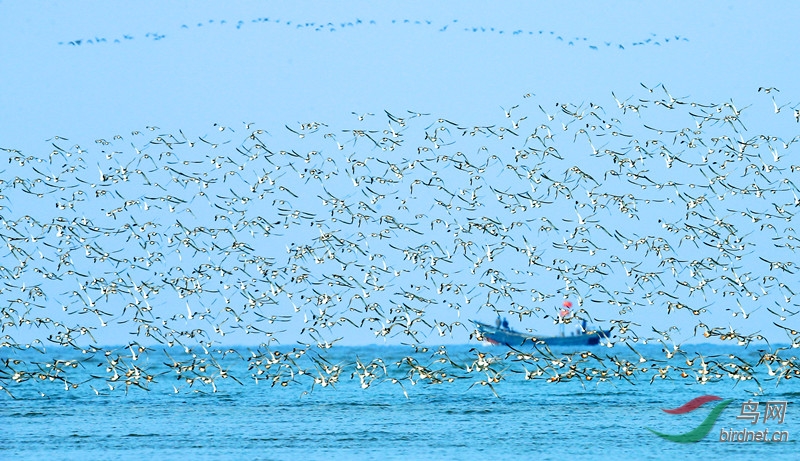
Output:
[{"xmin": 647, "ymin": 395, "xmax": 733, "ymax": 443}]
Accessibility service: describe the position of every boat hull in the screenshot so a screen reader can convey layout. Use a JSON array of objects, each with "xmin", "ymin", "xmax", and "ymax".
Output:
[{"xmin": 472, "ymin": 320, "xmax": 611, "ymax": 348}]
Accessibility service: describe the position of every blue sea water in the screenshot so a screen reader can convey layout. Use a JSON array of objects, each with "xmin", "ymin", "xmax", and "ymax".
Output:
[{"xmin": 2, "ymin": 344, "xmax": 798, "ymax": 460}]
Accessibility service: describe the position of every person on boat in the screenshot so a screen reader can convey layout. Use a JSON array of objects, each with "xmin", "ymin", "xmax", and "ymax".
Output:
[
  {"xmin": 559, "ymin": 300, "xmax": 572, "ymax": 318},
  {"xmin": 559, "ymin": 301, "xmax": 572, "ymax": 337},
  {"xmin": 502, "ymin": 318, "xmax": 509, "ymax": 330},
  {"xmin": 495, "ymin": 316, "xmax": 502, "ymax": 328}
]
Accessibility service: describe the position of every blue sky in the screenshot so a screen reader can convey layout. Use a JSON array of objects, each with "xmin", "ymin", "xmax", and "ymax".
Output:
[
  {"xmin": 1, "ymin": 1, "xmax": 799, "ymax": 349},
  {"xmin": 4, "ymin": 0, "xmax": 797, "ymax": 146}
]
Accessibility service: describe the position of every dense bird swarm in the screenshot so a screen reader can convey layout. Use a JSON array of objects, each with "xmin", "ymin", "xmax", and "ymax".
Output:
[{"xmin": 1, "ymin": 84, "xmax": 799, "ymax": 397}]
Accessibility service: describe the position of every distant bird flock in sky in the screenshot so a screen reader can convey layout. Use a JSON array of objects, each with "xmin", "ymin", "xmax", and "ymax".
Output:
[
  {"xmin": 1, "ymin": 84, "xmax": 799, "ymax": 398},
  {"xmin": 57, "ymin": 14, "xmax": 688, "ymax": 51}
]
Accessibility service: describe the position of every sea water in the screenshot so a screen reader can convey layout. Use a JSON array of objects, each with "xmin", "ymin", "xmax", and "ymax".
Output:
[{"xmin": 2, "ymin": 344, "xmax": 798, "ymax": 460}]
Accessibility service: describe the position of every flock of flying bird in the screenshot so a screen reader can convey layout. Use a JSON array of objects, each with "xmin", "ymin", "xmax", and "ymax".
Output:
[
  {"xmin": 57, "ymin": 13, "xmax": 687, "ymax": 51},
  {"xmin": 1, "ymin": 84, "xmax": 799, "ymax": 398}
]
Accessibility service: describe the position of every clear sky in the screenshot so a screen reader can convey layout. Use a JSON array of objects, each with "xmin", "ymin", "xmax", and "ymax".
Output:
[
  {"xmin": 1, "ymin": 1, "xmax": 799, "ymax": 350},
  {"xmin": 4, "ymin": 1, "xmax": 798, "ymax": 144}
]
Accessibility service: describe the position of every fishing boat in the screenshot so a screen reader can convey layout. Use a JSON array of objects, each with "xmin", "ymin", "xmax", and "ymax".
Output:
[{"xmin": 471, "ymin": 320, "xmax": 612, "ymax": 347}]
